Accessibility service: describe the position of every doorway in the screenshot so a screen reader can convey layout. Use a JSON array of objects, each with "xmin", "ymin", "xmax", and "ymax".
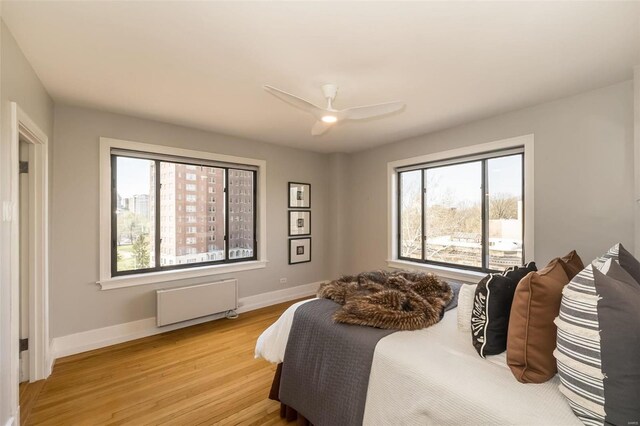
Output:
[
  {"xmin": 8, "ymin": 102, "xmax": 51, "ymax": 392},
  {"xmin": 19, "ymin": 139, "xmax": 31, "ymax": 383},
  {"xmin": 1, "ymin": 103, "xmax": 50, "ymax": 424}
]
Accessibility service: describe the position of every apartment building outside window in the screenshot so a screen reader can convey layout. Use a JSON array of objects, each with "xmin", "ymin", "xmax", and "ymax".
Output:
[{"xmin": 111, "ymin": 150, "xmax": 257, "ymax": 276}]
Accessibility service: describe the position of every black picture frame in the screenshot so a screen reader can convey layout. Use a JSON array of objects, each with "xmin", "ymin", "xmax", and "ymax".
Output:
[
  {"xmin": 288, "ymin": 210, "xmax": 311, "ymax": 236},
  {"xmin": 289, "ymin": 237, "xmax": 311, "ymax": 264},
  {"xmin": 288, "ymin": 182, "xmax": 311, "ymax": 209}
]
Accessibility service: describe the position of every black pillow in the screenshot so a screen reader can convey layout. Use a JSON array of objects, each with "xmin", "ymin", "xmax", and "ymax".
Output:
[
  {"xmin": 503, "ymin": 262, "xmax": 537, "ymax": 283},
  {"xmin": 471, "ymin": 262, "xmax": 537, "ymax": 358}
]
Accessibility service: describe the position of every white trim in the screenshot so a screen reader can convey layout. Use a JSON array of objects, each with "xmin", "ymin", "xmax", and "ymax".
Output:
[
  {"xmin": 9, "ymin": 104, "xmax": 51, "ymax": 386},
  {"xmin": 237, "ymin": 280, "xmax": 321, "ymax": 312},
  {"xmin": 0, "ymin": 103, "xmax": 50, "ymax": 426},
  {"xmin": 98, "ymin": 137, "xmax": 268, "ymax": 288},
  {"xmin": 634, "ymin": 66, "xmax": 640, "ymax": 258},
  {"xmin": 99, "ymin": 260, "xmax": 268, "ymax": 290},
  {"xmin": 387, "ymin": 134, "xmax": 535, "ymax": 268},
  {"xmin": 52, "ymin": 281, "xmax": 324, "ymax": 359},
  {"xmin": 386, "ymin": 259, "xmax": 485, "ymax": 283},
  {"xmin": 4, "ymin": 417, "xmax": 16, "ymax": 426}
]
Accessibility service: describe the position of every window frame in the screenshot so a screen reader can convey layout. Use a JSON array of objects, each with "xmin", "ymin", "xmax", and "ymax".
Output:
[
  {"xmin": 387, "ymin": 135, "xmax": 534, "ymax": 283},
  {"xmin": 396, "ymin": 151, "xmax": 524, "ymax": 273},
  {"xmin": 99, "ymin": 137, "xmax": 268, "ymax": 290},
  {"xmin": 110, "ymin": 153, "xmax": 258, "ymax": 277}
]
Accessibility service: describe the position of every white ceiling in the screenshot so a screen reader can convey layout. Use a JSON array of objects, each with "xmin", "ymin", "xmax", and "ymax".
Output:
[{"xmin": 3, "ymin": 1, "xmax": 639, "ymax": 153}]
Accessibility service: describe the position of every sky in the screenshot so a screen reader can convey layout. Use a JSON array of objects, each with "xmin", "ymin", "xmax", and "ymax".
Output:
[
  {"xmin": 486, "ymin": 155, "xmax": 523, "ymax": 196},
  {"xmin": 116, "ymin": 153, "xmax": 522, "ymax": 201},
  {"xmin": 402, "ymin": 154, "xmax": 522, "ymax": 205},
  {"xmin": 117, "ymin": 157, "xmax": 152, "ymax": 197}
]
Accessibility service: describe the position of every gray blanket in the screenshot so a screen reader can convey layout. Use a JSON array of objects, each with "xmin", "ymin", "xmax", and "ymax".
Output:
[
  {"xmin": 279, "ymin": 299, "xmax": 396, "ymax": 426},
  {"xmin": 446, "ymin": 281, "xmax": 462, "ymax": 311}
]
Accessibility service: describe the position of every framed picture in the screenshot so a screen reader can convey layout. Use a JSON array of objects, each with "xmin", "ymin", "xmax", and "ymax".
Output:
[
  {"xmin": 288, "ymin": 182, "xmax": 311, "ymax": 209},
  {"xmin": 289, "ymin": 210, "xmax": 311, "ymax": 236},
  {"xmin": 289, "ymin": 237, "xmax": 311, "ymax": 264}
]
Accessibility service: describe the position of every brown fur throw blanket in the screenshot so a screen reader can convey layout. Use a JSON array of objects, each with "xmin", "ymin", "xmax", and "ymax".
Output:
[{"xmin": 317, "ymin": 270, "xmax": 453, "ymax": 331}]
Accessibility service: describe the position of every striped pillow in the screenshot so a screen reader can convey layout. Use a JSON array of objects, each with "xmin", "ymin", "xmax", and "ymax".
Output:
[{"xmin": 554, "ymin": 244, "xmax": 619, "ymax": 425}]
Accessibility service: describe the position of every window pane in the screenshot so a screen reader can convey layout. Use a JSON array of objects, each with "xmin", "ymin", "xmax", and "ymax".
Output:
[
  {"xmin": 425, "ymin": 162, "xmax": 482, "ymax": 268},
  {"xmin": 115, "ymin": 157, "xmax": 156, "ymax": 271},
  {"xmin": 488, "ymin": 155, "xmax": 523, "ymax": 270},
  {"xmin": 228, "ymin": 169, "xmax": 255, "ymax": 260},
  {"xmin": 399, "ymin": 170, "xmax": 422, "ymax": 259},
  {"xmin": 159, "ymin": 162, "xmax": 226, "ymax": 266}
]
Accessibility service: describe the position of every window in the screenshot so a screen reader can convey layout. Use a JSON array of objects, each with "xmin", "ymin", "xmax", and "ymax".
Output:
[
  {"xmin": 111, "ymin": 150, "xmax": 257, "ymax": 277},
  {"xmin": 397, "ymin": 148, "xmax": 524, "ymax": 272}
]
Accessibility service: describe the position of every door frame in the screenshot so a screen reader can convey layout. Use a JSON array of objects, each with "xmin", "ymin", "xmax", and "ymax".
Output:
[{"xmin": 9, "ymin": 102, "xmax": 50, "ymax": 390}]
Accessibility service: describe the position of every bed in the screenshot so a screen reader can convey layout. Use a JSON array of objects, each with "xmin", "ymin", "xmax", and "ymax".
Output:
[{"xmin": 256, "ymin": 298, "xmax": 581, "ymax": 426}]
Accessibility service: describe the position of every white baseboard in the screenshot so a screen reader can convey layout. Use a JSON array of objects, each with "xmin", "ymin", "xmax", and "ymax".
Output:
[
  {"xmin": 46, "ymin": 349, "xmax": 54, "ymax": 377},
  {"xmin": 5, "ymin": 415, "xmax": 16, "ymax": 426},
  {"xmin": 51, "ymin": 281, "xmax": 324, "ymax": 360},
  {"xmin": 237, "ymin": 281, "xmax": 321, "ymax": 312}
]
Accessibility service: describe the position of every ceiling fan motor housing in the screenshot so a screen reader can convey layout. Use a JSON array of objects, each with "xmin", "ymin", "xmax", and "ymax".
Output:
[{"xmin": 321, "ymin": 84, "xmax": 338, "ymax": 101}]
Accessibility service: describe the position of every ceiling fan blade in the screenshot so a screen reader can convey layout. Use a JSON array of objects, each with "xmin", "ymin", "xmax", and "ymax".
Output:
[
  {"xmin": 339, "ymin": 101, "xmax": 405, "ymax": 120},
  {"xmin": 311, "ymin": 120, "xmax": 333, "ymax": 136},
  {"xmin": 264, "ymin": 85, "xmax": 325, "ymax": 119}
]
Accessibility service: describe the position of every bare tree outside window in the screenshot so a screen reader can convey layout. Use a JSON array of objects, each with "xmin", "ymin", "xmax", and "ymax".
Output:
[
  {"xmin": 487, "ymin": 155, "xmax": 523, "ymax": 269},
  {"xmin": 399, "ymin": 170, "xmax": 422, "ymax": 259},
  {"xmin": 425, "ymin": 162, "xmax": 483, "ymax": 268}
]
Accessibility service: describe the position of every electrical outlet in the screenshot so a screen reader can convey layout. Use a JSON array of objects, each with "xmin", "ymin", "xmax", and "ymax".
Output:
[{"xmin": 279, "ymin": 278, "xmax": 287, "ymax": 284}]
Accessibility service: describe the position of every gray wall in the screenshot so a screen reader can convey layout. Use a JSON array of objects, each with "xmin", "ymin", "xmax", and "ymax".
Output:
[
  {"xmin": 43, "ymin": 60, "xmax": 637, "ymax": 342},
  {"xmin": 0, "ymin": 19, "xmax": 54, "ymax": 425},
  {"xmin": 328, "ymin": 152, "xmax": 351, "ymax": 276},
  {"xmin": 343, "ymin": 80, "xmax": 635, "ymax": 275},
  {"xmin": 51, "ymin": 105, "xmax": 331, "ymax": 338}
]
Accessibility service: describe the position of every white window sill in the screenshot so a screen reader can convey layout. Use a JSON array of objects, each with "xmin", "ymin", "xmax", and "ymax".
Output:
[
  {"xmin": 386, "ymin": 259, "xmax": 486, "ymax": 284},
  {"xmin": 98, "ymin": 259, "xmax": 268, "ymax": 290}
]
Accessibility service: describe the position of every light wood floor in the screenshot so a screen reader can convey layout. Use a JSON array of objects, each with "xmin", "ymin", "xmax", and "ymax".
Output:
[{"xmin": 19, "ymin": 300, "xmax": 302, "ymax": 426}]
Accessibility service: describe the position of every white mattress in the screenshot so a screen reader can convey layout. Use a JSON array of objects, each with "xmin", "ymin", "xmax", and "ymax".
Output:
[{"xmin": 255, "ymin": 302, "xmax": 580, "ymax": 425}]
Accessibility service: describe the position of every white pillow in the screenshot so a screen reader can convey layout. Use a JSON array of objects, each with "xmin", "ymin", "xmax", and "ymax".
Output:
[{"xmin": 457, "ymin": 284, "xmax": 477, "ymax": 332}]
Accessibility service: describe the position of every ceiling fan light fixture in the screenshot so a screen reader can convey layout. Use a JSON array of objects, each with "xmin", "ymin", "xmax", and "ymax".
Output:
[{"xmin": 264, "ymin": 84, "xmax": 405, "ymax": 136}]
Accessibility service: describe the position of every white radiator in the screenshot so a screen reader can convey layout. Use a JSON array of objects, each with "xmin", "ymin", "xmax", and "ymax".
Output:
[{"xmin": 156, "ymin": 279, "xmax": 238, "ymax": 327}]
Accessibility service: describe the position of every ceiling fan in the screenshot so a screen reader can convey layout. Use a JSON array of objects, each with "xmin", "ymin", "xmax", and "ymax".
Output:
[{"xmin": 263, "ymin": 84, "xmax": 405, "ymax": 136}]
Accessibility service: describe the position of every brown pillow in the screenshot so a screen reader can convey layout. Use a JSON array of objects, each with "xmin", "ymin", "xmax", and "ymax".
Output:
[
  {"xmin": 507, "ymin": 258, "xmax": 570, "ymax": 383},
  {"xmin": 559, "ymin": 250, "xmax": 584, "ymax": 280}
]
